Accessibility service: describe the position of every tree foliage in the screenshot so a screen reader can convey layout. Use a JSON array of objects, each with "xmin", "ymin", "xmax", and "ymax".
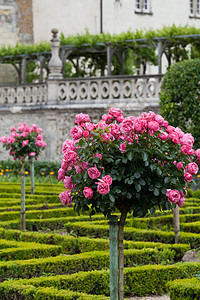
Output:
[{"xmin": 160, "ymin": 58, "xmax": 200, "ymax": 149}]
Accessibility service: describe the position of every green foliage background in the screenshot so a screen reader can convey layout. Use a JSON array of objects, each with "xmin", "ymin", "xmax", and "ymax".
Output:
[
  {"xmin": 2, "ymin": 24, "xmax": 200, "ymax": 80},
  {"xmin": 160, "ymin": 59, "xmax": 200, "ymax": 149}
]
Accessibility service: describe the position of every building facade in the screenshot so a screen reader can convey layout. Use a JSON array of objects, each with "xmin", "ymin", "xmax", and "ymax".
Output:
[{"xmin": 0, "ymin": 0, "xmax": 200, "ymax": 46}]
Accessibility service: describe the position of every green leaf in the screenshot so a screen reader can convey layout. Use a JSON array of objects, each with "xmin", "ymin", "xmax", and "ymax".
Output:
[
  {"xmin": 153, "ymin": 188, "xmax": 160, "ymax": 196},
  {"xmin": 122, "ymin": 158, "xmax": 128, "ymax": 163},
  {"xmin": 127, "ymin": 151, "xmax": 134, "ymax": 161},
  {"xmin": 109, "ymin": 194, "xmax": 115, "ymax": 203},
  {"xmin": 115, "ymin": 159, "xmax": 121, "ymax": 165},
  {"xmin": 164, "ymin": 177, "xmax": 170, "ymax": 184},
  {"xmin": 134, "ymin": 172, "xmax": 141, "ymax": 179},
  {"xmin": 161, "ymin": 187, "xmax": 167, "ymax": 195},
  {"xmin": 141, "ymin": 151, "xmax": 148, "ymax": 161},
  {"xmin": 135, "ymin": 183, "xmax": 141, "ymax": 192},
  {"xmin": 156, "ymin": 168, "xmax": 162, "ymax": 176},
  {"xmin": 138, "ymin": 179, "xmax": 146, "ymax": 186},
  {"xmin": 126, "ymin": 192, "xmax": 132, "ymax": 199}
]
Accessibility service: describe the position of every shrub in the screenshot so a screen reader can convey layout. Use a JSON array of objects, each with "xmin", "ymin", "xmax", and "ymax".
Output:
[{"xmin": 160, "ymin": 58, "xmax": 200, "ymax": 148}]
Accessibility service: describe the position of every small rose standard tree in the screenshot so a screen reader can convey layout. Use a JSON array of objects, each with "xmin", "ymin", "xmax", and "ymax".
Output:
[
  {"xmin": 58, "ymin": 109, "xmax": 200, "ymax": 300},
  {"xmin": 0, "ymin": 123, "xmax": 46, "ymax": 230}
]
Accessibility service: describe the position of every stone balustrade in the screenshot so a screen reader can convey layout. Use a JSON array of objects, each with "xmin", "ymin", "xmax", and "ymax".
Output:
[
  {"xmin": 58, "ymin": 75, "xmax": 162, "ymax": 103},
  {"xmin": 0, "ymin": 84, "xmax": 48, "ymax": 106},
  {"xmin": 0, "ymin": 74, "xmax": 162, "ymax": 109}
]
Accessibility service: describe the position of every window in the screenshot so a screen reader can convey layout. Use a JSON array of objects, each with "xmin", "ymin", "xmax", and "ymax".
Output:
[
  {"xmin": 190, "ymin": 0, "xmax": 200, "ymax": 17},
  {"xmin": 135, "ymin": 0, "xmax": 151, "ymax": 14}
]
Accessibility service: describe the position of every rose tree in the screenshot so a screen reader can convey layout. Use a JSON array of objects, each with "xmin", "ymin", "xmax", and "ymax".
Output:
[
  {"xmin": 58, "ymin": 109, "xmax": 199, "ymax": 300},
  {"xmin": 0, "ymin": 122, "xmax": 46, "ymax": 230}
]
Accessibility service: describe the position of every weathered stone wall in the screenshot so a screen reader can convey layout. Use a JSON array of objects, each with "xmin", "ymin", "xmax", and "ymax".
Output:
[
  {"xmin": 0, "ymin": 0, "xmax": 33, "ymax": 46},
  {"xmin": 0, "ymin": 0, "xmax": 33, "ymax": 85}
]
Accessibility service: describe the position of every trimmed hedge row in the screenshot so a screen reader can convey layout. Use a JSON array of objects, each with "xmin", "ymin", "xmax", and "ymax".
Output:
[
  {"xmin": 167, "ymin": 278, "xmax": 200, "ymax": 300},
  {"xmin": 0, "ymin": 262, "xmax": 200, "ymax": 297},
  {"xmin": 181, "ymin": 221, "xmax": 200, "ymax": 233},
  {"xmin": 0, "ymin": 246, "xmax": 189, "ymax": 280},
  {"xmin": 0, "ymin": 228, "xmax": 189, "ymax": 256},
  {"xmin": 0, "ymin": 227, "xmax": 190, "ymax": 259},
  {"xmin": 0, "ymin": 214, "xmax": 108, "ymax": 231},
  {"xmin": 0, "ymin": 282, "xmax": 109, "ymax": 300},
  {"xmin": 0, "ymin": 207, "xmax": 81, "ymax": 222},
  {"xmin": 0, "ymin": 193, "xmax": 60, "ymax": 201},
  {"xmin": 64, "ymin": 221, "xmax": 200, "ymax": 248},
  {"xmin": 0, "ymin": 239, "xmax": 62, "ymax": 261},
  {"xmin": 0, "ymin": 203, "xmax": 63, "ymax": 212},
  {"xmin": 125, "ymin": 212, "xmax": 200, "ymax": 230}
]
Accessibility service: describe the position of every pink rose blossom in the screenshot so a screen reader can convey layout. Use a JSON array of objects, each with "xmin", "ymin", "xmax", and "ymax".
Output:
[
  {"xmin": 35, "ymin": 140, "xmax": 46, "ymax": 147},
  {"xmin": 86, "ymin": 123, "xmax": 95, "ymax": 132},
  {"xmin": 180, "ymin": 133, "xmax": 194, "ymax": 148},
  {"xmin": 83, "ymin": 187, "xmax": 93, "ymax": 199},
  {"xmin": 62, "ymin": 139, "xmax": 76, "ymax": 155},
  {"xmin": 185, "ymin": 162, "xmax": 198, "ymax": 175},
  {"xmin": 88, "ymin": 166, "xmax": 101, "ymax": 179},
  {"xmin": 166, "ymin": 125, "xmax": 175, "ymax": 134},
  {"xmin": 176, "ymin": 162, "xmax": 183, "ymax": 170},
  {"xmin": 109, "ymin": 107, "xmax": 123, "ymax": 118},
  {"xmin": 22, "ymin": 132, "xmax": 28, "ymax": 138},
  {"xmin": 119, "ymin": 142, "xmax": 126, "ymax": 153},
  {"xmin": 134, "ymin": 121, "xmax": 143, "ymax": 133},
  {"xmin": 181, "ymin": 145, "xmax": 191, "ymax": 155},
  {"xmin": 97, "ymin": 181, "xmax": 110, "ymax": 195},
  {"xmin": 154, "ymin": 114, "xmax": 164, "ymax": 126},
  {"xmin": 70, "ymin": 126, "xmax": 84, "ymax": 140},
  {"xmin": 93, "ymin": 153, "xmax": 103, "ymax": 160},
  {"xmin": 171, "ymin": 132, "xmax": 179, "ymax": 144},
  {"xmin": 29, "ymin": 152, "xmax": 36, "ymax": 157},
  {"xmin": 83, "ymin": 131, "xmax": 89, "ymax": 138},
  {"xmin": 75, "ymin": 113, "xmax": 90, "ymax": 124},
  {"xmin": 101, "ymin": 133, "xmax": 112, "ymax": 141},
  {"xmin": 58, "ymin": 168, "xmax": 66, "ymax": 181},
  {"xmin": 6, "ymin": 137, "xmax": 15, "ymax": 145},
  {"xmin": 147, "ymin": 121, "xmax": 160, "ymax": 132},
  {"xmin": 102, "ymin": 175, "xmax": 112, "ymax": 186},
  {"xmin": 0, "ymin": 136, "xmax": 7, "ymax": 143},
  {"xmin": 110, "ymin": 124, "xmax": 121, "ymax": 138},
  {"xmin": 64, "ymin": 176, "xmax": 74, "ymax": 191},
  {"xmin": 177, "ymin": 197, "xmax": 185, "ymax": 207},
  {"xmin": 37, "ymin": 134, "xmax": 43, "ymax": 140},
  {"xmin": 195, "ymin": 149, "xmax": 200, "ymax": 158},
  {"xmin": 22, "ymin": 140, "xmax": 29, "ymax": 147},
  {"xmin": 59, "ymin": 190, "xmax": 72, "ymax": 205},
  {"xmin": 184, "ymin": 172, "xmax": 193, "ymax": 182},
  {"xmin": 120, "ymin": 119, "xmax": 134, "ymax": 135},
  {"xmin": 167, "ymin": 189, "xmax": 180, "ymax": 204},
  {"xmin": 10, "ymin": 126, "xmax": 16, "ymax": 132},
  {"xmin": 63, "ymin": 150, "xmax": 77, "ymax": 164}
]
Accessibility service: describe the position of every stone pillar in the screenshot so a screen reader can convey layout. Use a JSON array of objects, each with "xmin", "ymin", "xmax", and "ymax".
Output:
[
  {"xmin": 47, "ymin": 28, "xmax": 63, "ymax": 104},
  {"xmin": 48, "ymin": 28, "xmax": 63, "ymax": 80}
]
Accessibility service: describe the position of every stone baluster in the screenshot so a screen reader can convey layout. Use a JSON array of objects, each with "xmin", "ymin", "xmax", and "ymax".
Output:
[
  {"xmin": 48, "ymin": 28, "xmax": 63, "ymax": 79},
  {"xmin": 47, "ymin": 28, "xmax": 63, "ymax": 104}
]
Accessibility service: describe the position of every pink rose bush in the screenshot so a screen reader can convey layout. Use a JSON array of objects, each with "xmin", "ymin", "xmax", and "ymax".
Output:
[
  {"xmin": 58, "ymin": 108, "xmax": 200, "ymax": 217},
  {"xmin": 0, "ymin": 122, "xmax": 46, "ymax": 161}
]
